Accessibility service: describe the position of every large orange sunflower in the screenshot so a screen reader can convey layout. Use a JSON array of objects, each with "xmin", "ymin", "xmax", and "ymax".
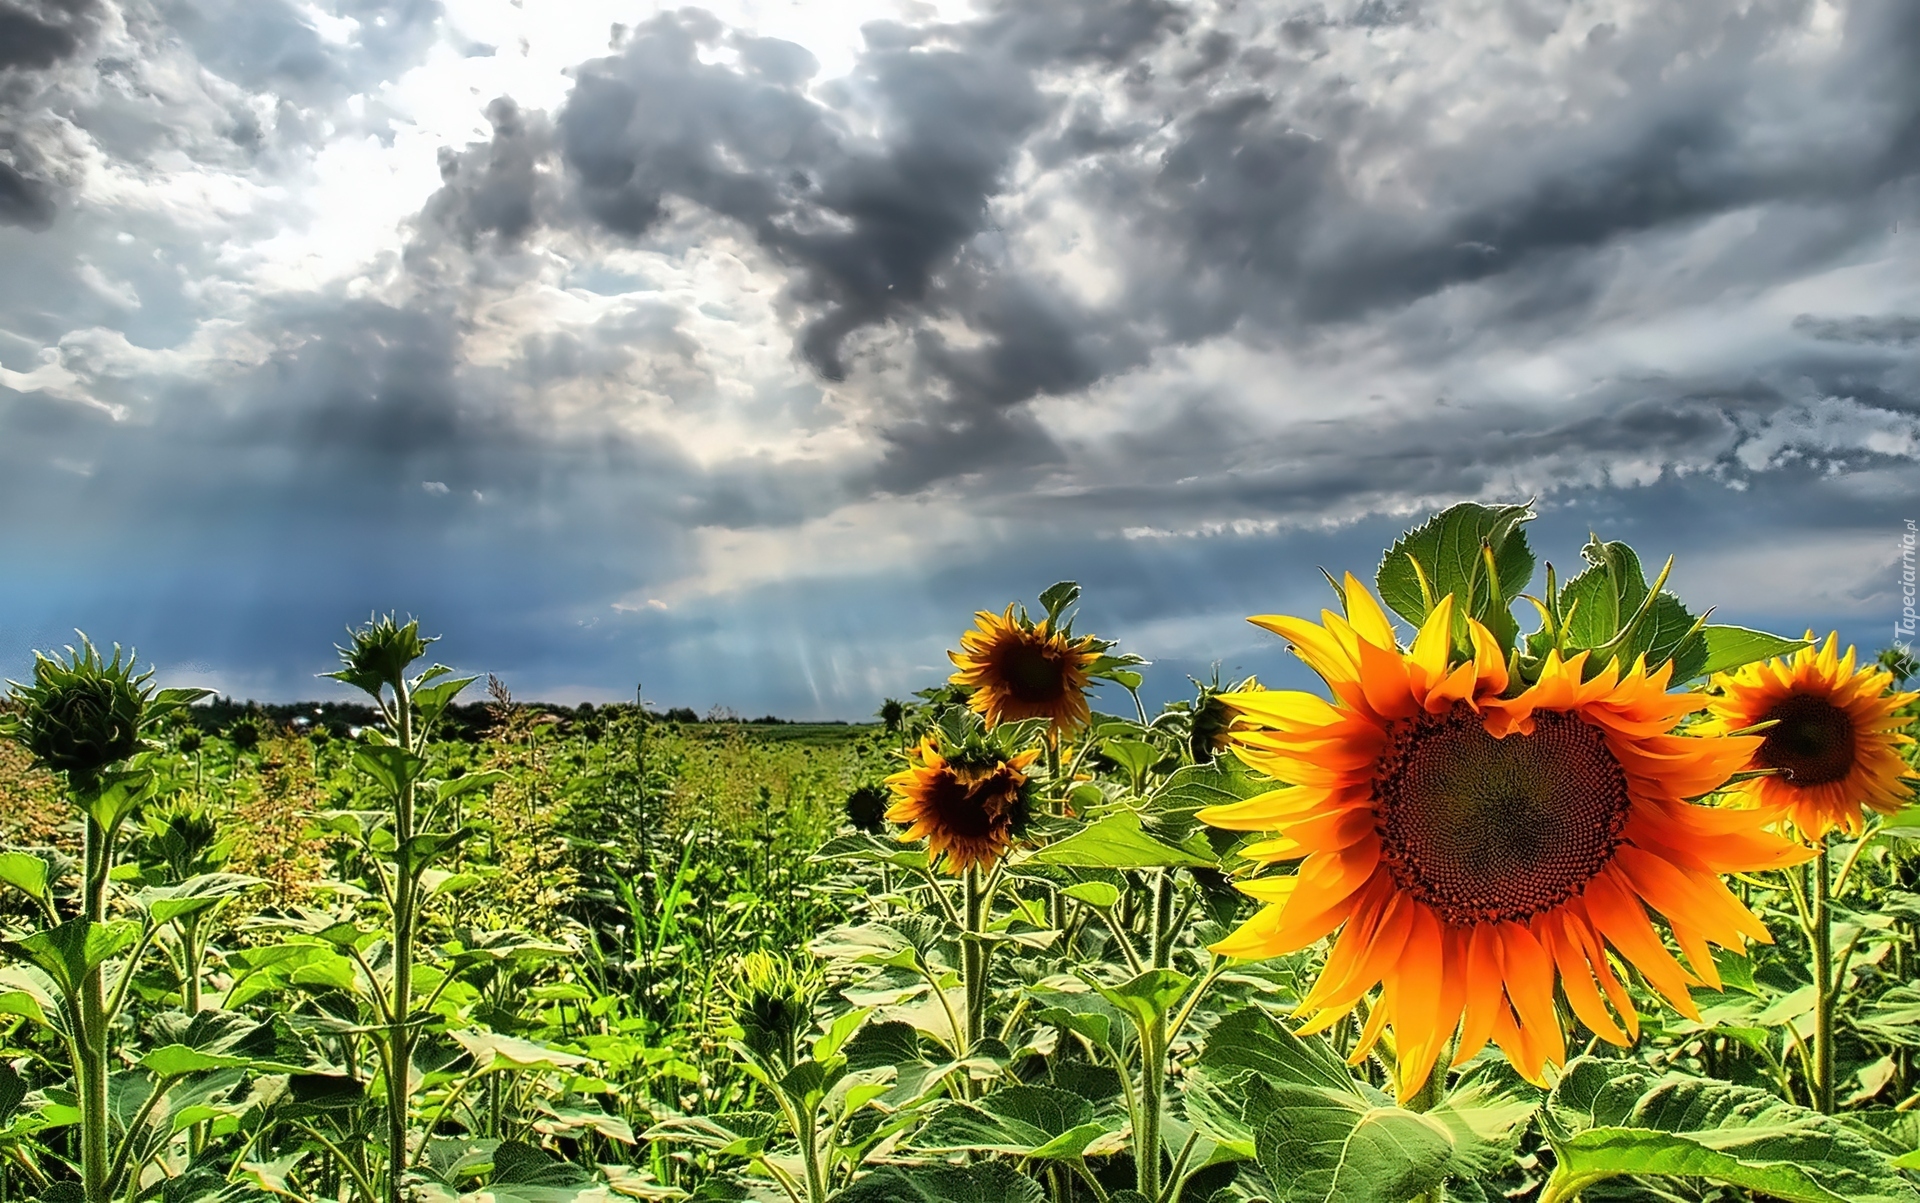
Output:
[
  {"xmin": 949, "ymin": 607, "xmax": 1100, "ymax": 733},
  {"xmin": 886, "ymin": 738, "xmax": 1040, "ymax": 874},
  {"xmin": 1700, "ymin": 633, "xmax": 1917, "ymax": 842},
  {"xmin": 1199, "ymin": 576, "xmax": 1810, "ymax": 1097}
]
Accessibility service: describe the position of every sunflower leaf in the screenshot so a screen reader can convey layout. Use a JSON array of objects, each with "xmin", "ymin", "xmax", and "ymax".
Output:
[
  {"xmin": 1029, "ymin": 812, "xmax": 1213, "ymax": 869},
  {"xmin": 1696, "ymin": 625, "xmax": 1810, "ymax": 679},
  {"xmin": 831, "ymin": 1162, "xmax": 1046, "ymax": 1203},
  {"xmin": 1375, "ymin": 503, "xmax": 1536, "ymax": 652},
  {"xmin": 912, "ymin": 1085, "xmax": 1112, "ymax": 1160},
  {"xmin": 1038, "ymin": 581, "xmax": 1081, "ymax": 628},
  {"xmin": 1541, "ymin": 1056, "xmax": 1920, "ymax": 1203},
  {"xmin": 1252, "ymin": 1085, "xmax": 1454, "ymax": 1203}
]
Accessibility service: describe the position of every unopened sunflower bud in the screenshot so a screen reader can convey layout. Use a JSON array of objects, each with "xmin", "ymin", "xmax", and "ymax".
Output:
[{"xmin": 5, "ymin": 637, "xmax": 150, "ymax": 784}]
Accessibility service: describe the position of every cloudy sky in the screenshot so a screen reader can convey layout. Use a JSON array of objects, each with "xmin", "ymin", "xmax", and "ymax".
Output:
[{"xmin": 1, "ymin": 0, "xmax": 1916, "ymax": 717}]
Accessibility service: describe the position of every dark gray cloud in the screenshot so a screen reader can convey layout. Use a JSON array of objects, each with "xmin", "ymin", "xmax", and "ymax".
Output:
[
  {"xmin": 434, "ymin": 1, "xmax": 1186, "ymax": 486},
  {"xmin": 0, "ymin": 0, "xmax": 103, "ymax": 71},
  {"xmin": 0, "ymin": 161, "xmax": 55, "ymax": 227},
  {"xmin": 405, "ymin": 0, "xmax": 1920, "ymax": 501},
  {"xmin": 418, "ymin": 97, "xmax": 556, "ymax": 251},
  {"xmin": 1795, "ymin": 313, "xmax": 1920, "ymax": 347}
]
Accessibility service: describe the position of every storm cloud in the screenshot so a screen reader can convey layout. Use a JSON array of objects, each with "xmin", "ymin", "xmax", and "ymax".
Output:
[{"xmin": 1, "ymin": 0, "xmax": 1916, "ymax": 713}]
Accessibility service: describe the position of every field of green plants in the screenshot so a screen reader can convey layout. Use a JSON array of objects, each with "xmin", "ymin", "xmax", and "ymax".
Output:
[{"xmin": 2, "ymin": 502, "xmax": 1919, "ymax": 1203}]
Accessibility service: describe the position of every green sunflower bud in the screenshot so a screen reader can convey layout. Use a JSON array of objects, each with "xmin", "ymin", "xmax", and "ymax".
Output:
[
  {"xmin": 725, "ymin": 950, "xmax": 824, "ymax": 1068},
  {"xmin": 327, "ymin": 613, "xmax": 433, "ymax": 699},
  {"xmin": 4, "ymin": 636, "xmax": 152, "ymax": 785}
]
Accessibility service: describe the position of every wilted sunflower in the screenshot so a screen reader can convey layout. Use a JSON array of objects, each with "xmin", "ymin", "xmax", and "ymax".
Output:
[
  {"xmin": 1199, "ymin": 576, "xmax": 1809, "ymax": 1097},
  {"xmin": 886, "ymin": 738, "xmax": 1038, "ymax": 873},
  {"xmin": 949, "ymin": 606, "xmax": 1100, "ymax": 733},
  {"xmin": 1701, "ymin": 633, "xmax": 1917, "ymax": 842}
]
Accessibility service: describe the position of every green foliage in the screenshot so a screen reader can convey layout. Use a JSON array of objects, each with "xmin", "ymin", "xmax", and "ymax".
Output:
[
  {"xmin": 1541, "ymin": 1058, "xmax": 1920, "ymax": 1203},
  {"xmin": 0, "ymin": 517, "xmax": 1912, "ymax": 1203}
]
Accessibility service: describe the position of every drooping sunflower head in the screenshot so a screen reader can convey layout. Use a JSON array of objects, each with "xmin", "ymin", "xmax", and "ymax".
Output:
[
  {"xmin": 885, "ymin": 735, "xmax": 1040, "ymax": 874},
  {"xmin": 844, "ymin": 783, "xmax": 891, "ymax": 834},
  {"xmin": 1702, "ymin": 632, "xmax": 1918, "ymax": 841},
  {"xmin": 1200, "ymin": 574, "xmax": 1810, "ymax": 1099},
  {"xmin": 1187, "ymin": 675, "xmax": 1262, "ymax": 763},
  {"xmin": 948, "ymin": 605, "xmax": 1102, "ymax": 733}
]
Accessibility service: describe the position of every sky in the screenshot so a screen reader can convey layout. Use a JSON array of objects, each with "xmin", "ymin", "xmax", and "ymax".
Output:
[{"xmin": 0, "ymin": 0, "xmax": 1917, "ymax": 718}]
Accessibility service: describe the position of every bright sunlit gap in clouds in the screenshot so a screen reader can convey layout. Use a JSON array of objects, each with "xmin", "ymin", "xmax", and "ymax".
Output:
[{"xmin": 1, "ymin": 0, "xmax": 1917, "ymax": 715}]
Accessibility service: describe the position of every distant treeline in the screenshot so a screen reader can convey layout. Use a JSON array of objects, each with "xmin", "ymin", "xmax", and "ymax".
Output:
[{"xmin": 185, "ymin": 697, "xmax": 851, "ymax": 741}]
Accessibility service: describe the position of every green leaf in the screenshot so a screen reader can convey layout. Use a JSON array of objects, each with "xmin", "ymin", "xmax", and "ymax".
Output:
[
  {"xmin": 1153, "ymin": 759, "xmax": 1268, "ymax": 815},
  {"xmin": 78, "ymin": 767, "xmax": 158, "ymax": 832},
  {"xmin": 141, "ymin": 1011, "xmax": 312, "ymax": 1077},
  {"xmin": 914, "ymin": 1085, "xmax": 1111, "ymax": 1160},
  {"xmin": 1062, "ymin": 881, "xmax": 1122, "ymax": 909},
  {"xmin": 436, "ymin": 769, "xmax": 508, "ymax": 804},
  {"xmin": 1542, "ymin": 1057, "xmax": 1920, "ymax": 1203},
  {"xmin": 812, "ymin": 1006, "xmax": 874, "ymax": 1063},
  {"xmin": 1085, "ymin": 968, "xmax": 1192, "ymax": 1033},
  {"xmin": 0, "ymin": 964, "xmax": 60, "ymax": 1029},
  {"xmin": 1, "ymin": 917, "xmax": 139, "ymax": 996},
  {"xmin": 450, "ymin": 1030, "xmax": 590, "ymax": 1074},
  {"xmin": 1184, "ymin": 1008, "xmax": 1373, "ymax": 1157},
  {"xmin": 1558, "ymin": 540, "xmax": 1647, "ymax": 650},
  {"xmin": 1426, "ymin": 1068, "xmax": 1540, "ymax": 1179},
  {"xmin": 842, "ymin": 1020, "xmax": 928, "ymax": 1071},
  {"xmin": 1101, "ymin": 739, "xmax": 1161, "ymax": 784},
  {"xmin": 0, "ymin": 1061, "xmax": 27, "ymax": 1126},
  {"xmin": 352, "ymin": 745, "xmax": 427, "ymax": 799},
  {"xmin": 1697, "ymin": 625, "xmax": 1808, "ymax": 678},
  {"xmin": 1032, "ymin": 1003, "xmax": 1115, "ymax": 1053},
  {"xmin": 140, "ymin": 872, "xmax": 261, "ymax": 925},
  {"xmin": 1253, "ymin": 1085, "xmax": 1454, "ymax": 1203},
  {"xmin": 1196, "ymin": 1007, "xmax": 1360, "ymax": 1095},
  {"xmin": 1375, "ymin": 502, "xmax": 1536, "ymax": 649},
  {"xmin": 831, "ymin": 1162, "xmax": 1046, "ymax": 1203},
  {"xmin": 1550, "ymin": 539, "xmax": 1709, "ymax": 680},
  {"xmin": 1038, "ymin": 582, "xmax": 1081, "ymax": 627},
  {"xmin": 392, "ymin": 827, "xmax": 477, "ymax": 874},
  {"xmin": 1030, "ymin": 812, "xmax": 1213, "ymax": 869},
  {"xmin": 0, "ymin": 851, "xmax": 54, "ymax": 907},
  {"xmin": 411, "ymin": 675, "xmax": 477, "ymax": 729},
  {"xmin": 534, "ymin": 1100, "xmax": 635, "ymax": 1145}
]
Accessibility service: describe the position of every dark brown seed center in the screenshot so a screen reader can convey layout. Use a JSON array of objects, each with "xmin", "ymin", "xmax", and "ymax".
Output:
[
  {"xmin": 925, "ymin": 766, "xmax": 1023, "ymax": 839},
  {"xmin": 1756, "ymin": 693, "xmax": 1856, "ymax": 787},
  {"xmin": 1374, "ymin": 705, "xmax": 1631, "ymax": 927},
  {"xmin": 991, "ymin": 638, "xmax": 1070, "ymax": 703}
]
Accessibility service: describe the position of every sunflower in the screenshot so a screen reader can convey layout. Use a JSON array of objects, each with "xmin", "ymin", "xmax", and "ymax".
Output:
[
  {"xmin": 886, "ymin": 738, "xmax": 1039, "ymax": 873},
  {"xmin": 1199, "ymin": 576, "xmax": 1810, "ymax": 1097},
  {"xmin": 949, "ymin": 607, "xmax": 1100, "ymax": 733},
  {"xmin": 1701, "ymin": 633, "xmax": 1917, "ymax": 842}
]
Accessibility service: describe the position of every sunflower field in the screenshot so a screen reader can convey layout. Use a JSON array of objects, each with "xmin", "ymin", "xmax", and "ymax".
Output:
[{"xmin": 2, "ymin": 501, "xmax": 1919, "ymax": 1203}]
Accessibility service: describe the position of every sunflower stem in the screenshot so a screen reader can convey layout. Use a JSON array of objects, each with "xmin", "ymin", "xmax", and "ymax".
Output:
[
  {"xmin": 1812, "ymin": 840, "xmax": 1836, "ymax": 1114},
  {"xmin": 1135, "ymin": 870, "xmax": 1175, "ymax": 1201},
  {"xmin": 962, "ymin": 865, "xmax": 987, "ymax": 1074}
]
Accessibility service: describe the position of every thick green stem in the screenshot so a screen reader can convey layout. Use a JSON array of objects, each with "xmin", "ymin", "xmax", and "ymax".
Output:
[
  {"xmin": 1538, "ymin": 1169, "xmax": 1600, "ymax": 1203},
  {"xmin": 962, "ymin": 866, "xmax": 986, "ymax": 1057},
  {"xmin": 1137, "ymin": 871, "xmax": 1175, "ymax": 1201},
  {"xmin": 78, "ymin": 814, "xmax": 112, "ymax": 1203},
  {"xmin": 1813, "ymin": 841, "xmax": 1836, "ymax": 1114},
  {"xmin": 386, "ymin": 677, "xmax": 418, "ymax": 1202}
]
